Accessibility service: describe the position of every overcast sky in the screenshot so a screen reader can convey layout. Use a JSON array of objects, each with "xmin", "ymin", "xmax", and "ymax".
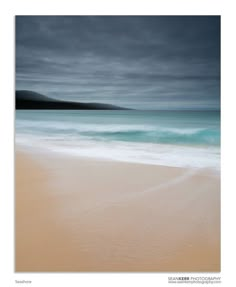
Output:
[{"xmin": 16, "ymin": 16, "xmax": 220, "ymax": 110}]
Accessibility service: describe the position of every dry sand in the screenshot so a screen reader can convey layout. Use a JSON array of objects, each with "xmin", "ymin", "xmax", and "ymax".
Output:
[{"xmin": 15, "ymin": 149, "xmax": 220, "ymax": 272}]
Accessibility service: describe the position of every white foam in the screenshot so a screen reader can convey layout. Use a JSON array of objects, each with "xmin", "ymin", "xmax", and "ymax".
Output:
[
  {"xmin": 16, "ymin": 120, "xmax": 208, "ymax": 135},
  {"xmin": 158, "ymin": 127, "xmax": 206, "ymax": 135},
  {"xmin": 16, "ymin": 120, "xmax": 157, "ymax": 132},
  {"xmin": 16, "ymin": 133, "xmax": 220, "ymax": 172}
]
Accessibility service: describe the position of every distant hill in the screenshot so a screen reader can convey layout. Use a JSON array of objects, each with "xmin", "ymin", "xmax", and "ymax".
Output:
[{"xmin": 16, "ymin": 90, "xmax": 129, "ymax": 110}]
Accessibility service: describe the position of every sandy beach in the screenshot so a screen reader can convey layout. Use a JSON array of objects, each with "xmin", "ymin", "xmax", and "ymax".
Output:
[{"xmin": 15, "ymin": 149, "xmax": 220, "ymax": 272}]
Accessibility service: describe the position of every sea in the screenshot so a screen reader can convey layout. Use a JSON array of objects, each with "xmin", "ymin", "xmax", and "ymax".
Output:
[{"xmin": 15, "ymin": 110, "xmax": 220, "ymax": 172}]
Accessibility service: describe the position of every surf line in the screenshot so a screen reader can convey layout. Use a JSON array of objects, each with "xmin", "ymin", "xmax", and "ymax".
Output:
[{"xmin": 142, "ymin": 168, "xmax": 199, "ymax": 195}]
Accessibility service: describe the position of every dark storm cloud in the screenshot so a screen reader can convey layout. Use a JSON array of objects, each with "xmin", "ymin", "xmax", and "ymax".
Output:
[{"xmin": 16, "ymin": 16, "xmax": 220, "ymax": 110}]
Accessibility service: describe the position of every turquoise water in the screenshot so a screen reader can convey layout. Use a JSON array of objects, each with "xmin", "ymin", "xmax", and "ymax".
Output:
[{"xmin": 16, "ymin": 110, "xmax": 220, "ymax": 170}]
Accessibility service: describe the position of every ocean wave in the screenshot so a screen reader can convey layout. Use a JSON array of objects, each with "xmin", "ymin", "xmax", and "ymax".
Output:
[
  {"xmin": 15, "ymin": 110, "xmax": 220, "ymax": 171},
  {"xmin": 16, "ymin": 133, "xmax": 220, "ymax": 172},
  {"xmin": 16, "ymin": 120, "xmax": 206, "ymax": 134},
  {"xmin": 81, "ymin": 127, "xmax": 219, "ymax": 146},
  {"xmin": 16, "ymin": 121, "xmax": 220, "ymax": 146}
]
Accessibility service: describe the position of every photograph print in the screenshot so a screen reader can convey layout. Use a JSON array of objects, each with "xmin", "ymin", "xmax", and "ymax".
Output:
[{"xmin": 15, "ymin": 16, "xmax": 220, "ymax": 272}]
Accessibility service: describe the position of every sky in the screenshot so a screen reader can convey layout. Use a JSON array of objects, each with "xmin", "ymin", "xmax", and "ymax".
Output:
[{"xmin": 16, "ymin": 16, "xmax": 220, "ymax": 110}]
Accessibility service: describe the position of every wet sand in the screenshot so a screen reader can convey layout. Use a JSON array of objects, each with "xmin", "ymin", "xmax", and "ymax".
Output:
[{"xmin": 15, "ymin": 149, "xmax": 220, "ymax": 272}]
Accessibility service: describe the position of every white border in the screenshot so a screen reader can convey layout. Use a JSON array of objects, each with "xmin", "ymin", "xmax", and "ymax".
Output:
[{"xmin": 1, "ymin": 0, "xmax": 235, "ymax": 286}]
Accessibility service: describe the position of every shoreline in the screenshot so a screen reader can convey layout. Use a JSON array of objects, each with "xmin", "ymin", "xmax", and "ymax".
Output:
[
  {"xmin": 15, "ymin": 147, "xmax": 220, "ymax": 272},
  {"xmin": 15, "ymin": 143, "xmax": 220, "ymax": 176}
]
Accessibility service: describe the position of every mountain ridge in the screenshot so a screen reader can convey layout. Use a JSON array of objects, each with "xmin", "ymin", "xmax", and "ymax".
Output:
[{"xmin": 16, "ymin": 90, "xmax": 130, "ymax": 110}]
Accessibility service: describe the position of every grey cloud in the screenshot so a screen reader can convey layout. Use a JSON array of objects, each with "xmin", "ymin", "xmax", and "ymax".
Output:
[{"xmin": 16, "ymin": 16, "xmax": 220, "ymax": 110}]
